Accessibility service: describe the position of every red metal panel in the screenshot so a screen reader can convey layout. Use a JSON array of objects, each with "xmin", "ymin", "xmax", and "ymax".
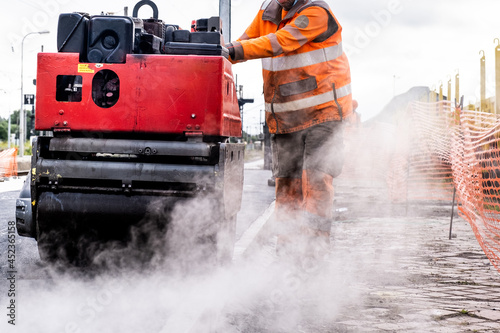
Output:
[{"xmin": 36, "ymin": 53, "xmax": 241, "ymax": 137}]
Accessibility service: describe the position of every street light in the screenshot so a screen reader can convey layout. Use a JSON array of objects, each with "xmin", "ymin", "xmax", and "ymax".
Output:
[{"xmin": 20, "ymin": 30, "xmax": 49, "ymax": 157}]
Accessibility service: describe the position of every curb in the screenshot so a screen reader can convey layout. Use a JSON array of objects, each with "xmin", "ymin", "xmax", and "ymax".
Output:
[
  {"xmin": 17, "ymin": 156, "xmax": 31, "ymax": 173},
  {"xmin": 233, "ymin": 201, "xmax": 275, "ymax": 261}
]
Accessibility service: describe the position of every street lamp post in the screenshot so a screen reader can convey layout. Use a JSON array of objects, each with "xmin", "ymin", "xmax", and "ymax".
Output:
[{"xmin": 20, "ymin": 30, "xmax": 49, "ymax": 157}]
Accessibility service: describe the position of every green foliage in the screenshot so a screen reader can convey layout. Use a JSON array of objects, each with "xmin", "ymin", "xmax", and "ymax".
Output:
[
  {"xmin": 0, "ymin": 110, "xmax": 33, "ymax": 144},
  {"xmin": 24, "ymin": 143, "xmax": 32, "ymax": 155},
  {"xmin": 0, "ymin": 118, "xmax": 7, "ymax": 141},
  {"xmin": 0, "ymin": 140, "xmax": 31, "ymax": 156}
]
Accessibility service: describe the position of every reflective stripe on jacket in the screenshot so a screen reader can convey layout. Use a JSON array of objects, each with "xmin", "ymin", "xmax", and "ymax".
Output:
[{"xmin": 232, "ymin": 0, "xmax": 352, "ymax": 134}]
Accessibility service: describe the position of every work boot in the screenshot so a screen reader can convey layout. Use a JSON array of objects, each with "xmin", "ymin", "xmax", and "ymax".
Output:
[
  {"xmin": 276, "ymin": 234, "xmax": 292, "ymax": 258},
  {"xmin": 301, "ymin": 227, "xmax": 331, "ymax": 261},
  {"xmin": 276, "ymin": 234, "xmax": 301, "ymax": 258},
  {"xmin": 275, "ymin": 231, "xmax": 312, "ymax": 266},
  {"xmin": 290, "ymin": 227, "xmax": 330, "ymax": 274}
]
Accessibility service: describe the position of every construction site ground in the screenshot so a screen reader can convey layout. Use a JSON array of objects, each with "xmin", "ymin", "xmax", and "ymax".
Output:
[
  {"xmin": 235, "ymin": 159, "xmax": 500, "ymax": 332},
  {"xmin": 298, "ymin": 176, "xmax": 500, "ymax": 332},
  {"xmin": 0, "ymin": 157, "xmax": 499, "ymax": 332}
]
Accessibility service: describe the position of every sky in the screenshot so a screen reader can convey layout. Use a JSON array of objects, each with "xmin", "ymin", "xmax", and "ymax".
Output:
[{"xmin": 0, "ymin": 0, "xmax": 499, "ymax": 134}]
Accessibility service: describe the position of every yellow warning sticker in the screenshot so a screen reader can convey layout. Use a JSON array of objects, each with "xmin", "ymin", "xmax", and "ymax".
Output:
[{"xmin": 78, "ymin": 63, "xmax": 95, "ymax": 73}]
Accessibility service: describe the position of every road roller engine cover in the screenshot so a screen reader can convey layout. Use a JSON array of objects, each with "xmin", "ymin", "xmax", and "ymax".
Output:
[{"xmin": 15, "ymin": 0, "xmax": 244, "ymax": 266}]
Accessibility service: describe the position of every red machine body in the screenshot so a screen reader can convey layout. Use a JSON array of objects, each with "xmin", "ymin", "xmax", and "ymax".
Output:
[
  {"xmin": 36, "ymin": 52, "xmax": 241, "ymax": 137},
  {"xmin": 18, "ymin": 2, "xmax": 245, "ymax": 266}
]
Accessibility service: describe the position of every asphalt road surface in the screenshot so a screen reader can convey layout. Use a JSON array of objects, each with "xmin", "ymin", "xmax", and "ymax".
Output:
[
  {"xmin": 0, "ymin": 183, "xmax": 42, "ymax": 275},
  {"xmin": 1, "ymin": 171, "xmax": 500, "ymax": 332}
]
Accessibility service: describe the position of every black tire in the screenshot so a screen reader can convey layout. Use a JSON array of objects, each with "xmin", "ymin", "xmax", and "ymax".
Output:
[
  {"xmin": 36, "ymin": 222, "xmax": 99, "ymax": 267},
  {"xmin": 36, "ymin": 202, "xmax": 102, "ymax": 267}
]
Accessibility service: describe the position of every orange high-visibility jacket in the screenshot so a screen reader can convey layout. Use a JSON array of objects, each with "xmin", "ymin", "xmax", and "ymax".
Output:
[{"xmin": 231, "ymin": 0, "xmax": 352, "ymax": 134}]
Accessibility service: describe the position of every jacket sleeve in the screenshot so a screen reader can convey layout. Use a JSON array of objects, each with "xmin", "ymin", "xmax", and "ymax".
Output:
[
  {"xmin": 233, "ymin": 6, "xmax": 331, "ymax": 61},
  {"xmin": 238, "ymin": 10, "xmax": 264, "ymax": 41},
  {"xmin": 227, "ymin": 9, "xmax": 263, "ymax": 64}
]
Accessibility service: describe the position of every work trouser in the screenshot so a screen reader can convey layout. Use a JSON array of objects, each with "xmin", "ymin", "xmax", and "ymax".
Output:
[{"xmin": 272, "ymin": 121, "xmax": 344, "ymax": 236}]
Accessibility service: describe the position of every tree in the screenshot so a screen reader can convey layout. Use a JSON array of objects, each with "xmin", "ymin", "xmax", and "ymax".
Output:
[
  {"xmin": 0, "ymin": 117, "xmax": 7, "ymax": 142},
  {"xmin": 0, "ymin": 111, "xmax": 25, "ymax": 143},
  {"xmin": 1, "ymin": 110, "xmax": 34, "ymax": 141},
  {"xmin": 9, "ymin": 110, "xmax": 19, "ymax": 125}
]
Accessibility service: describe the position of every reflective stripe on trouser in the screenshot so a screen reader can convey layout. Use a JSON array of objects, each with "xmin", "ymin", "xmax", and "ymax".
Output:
[
  {"xmin": 275, "ymin": 177, "xmax": 303, "ymax": 234},
  {"xmin": 302, "ymin": 170, "xmax": 334, "ymax": 233},
  {"xmin": 275, "ymin": 171, "xmax": 334, "ymax": 234}
]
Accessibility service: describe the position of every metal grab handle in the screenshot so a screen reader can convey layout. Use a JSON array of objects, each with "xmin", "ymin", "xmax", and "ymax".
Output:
[{"xmin": 132, "ymin": 0, "xmax": 159, "ymax": 19}]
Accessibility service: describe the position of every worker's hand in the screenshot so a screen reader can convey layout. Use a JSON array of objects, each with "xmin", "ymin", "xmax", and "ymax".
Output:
[
  {"xmin": 225, "ymin": 43, "xmax": 235, "ymax": 60},
  {"xmin": 225, "ymin": 41, "xmax": 244, "ymax": 62}
]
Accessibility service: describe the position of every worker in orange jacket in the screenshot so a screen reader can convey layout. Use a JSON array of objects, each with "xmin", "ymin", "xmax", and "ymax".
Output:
[{"xmin": 227, "ymin": 0, "xmax": 352, "ymax": 260}]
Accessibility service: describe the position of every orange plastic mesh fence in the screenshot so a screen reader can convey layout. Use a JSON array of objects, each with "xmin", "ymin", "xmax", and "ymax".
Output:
[
  {"xmin": 450, "ymin": 107, "xmax": 500, "ymax": 270},
  {"xmin": 0, "ymin": 148, "xmax": 18, "ymax": 178},
  {"xmin": 341, "ymin": 100, "xmax": 500, "ymax": 271},
  {"xmin": 385, "ymin": 100, "xmax": 500, "ymax": 271},
  {"xmin": 388, "ymin": 101, "xmax": 455, "ymax": 202}
]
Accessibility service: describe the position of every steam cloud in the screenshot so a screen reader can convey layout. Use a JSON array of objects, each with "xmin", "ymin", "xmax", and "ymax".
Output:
[
  {"xmin": 0, "ymin": 187, "xmax": 378, "ymax": 333},
  {"xmin": 0, "ymin": 109, "xmax": 431, "ymax": 333}
]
